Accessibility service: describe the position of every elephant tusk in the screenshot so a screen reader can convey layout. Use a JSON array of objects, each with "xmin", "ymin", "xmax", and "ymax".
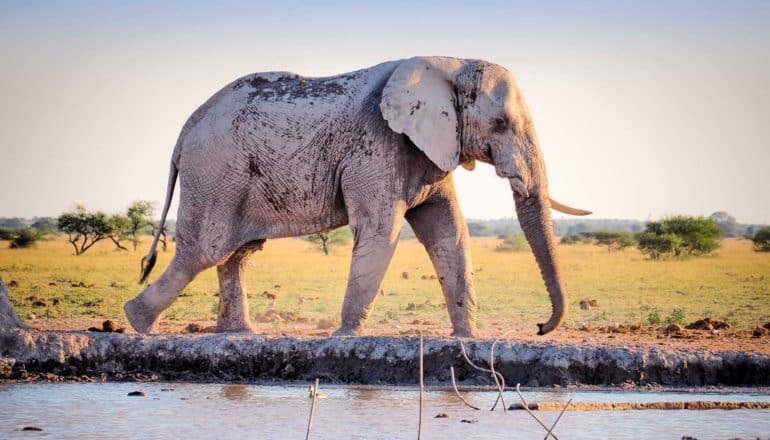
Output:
[{"xmin": 549, "ymin": 198, "xmax": 592, "ymax": 216}]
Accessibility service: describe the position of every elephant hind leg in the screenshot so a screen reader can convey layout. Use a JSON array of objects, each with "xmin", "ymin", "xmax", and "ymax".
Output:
[
  {"xmin": 216, "ymin": 239, "xmax": 266, "ymax": 333},
  {"xmin": 124, "ymin": 257, "xmax": 200, "ymax": 333}
]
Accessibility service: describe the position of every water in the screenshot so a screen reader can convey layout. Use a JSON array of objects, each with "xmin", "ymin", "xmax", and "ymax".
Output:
[{"xmin": 1, "ymin": 383, "xmax": 768, "ymax": 439}]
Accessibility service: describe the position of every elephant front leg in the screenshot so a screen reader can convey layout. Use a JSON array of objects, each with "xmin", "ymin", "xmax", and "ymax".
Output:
[
  {"xmin": 334, "ymin": 233, "xmax": 401, "ymax": 336},
  {"xmin": 406, "ymin": 191, "xmax": 480, "ymax": 338},
  {"xmin": 216, "ymin": 240, "xmax": 265, "ymax": 333}
]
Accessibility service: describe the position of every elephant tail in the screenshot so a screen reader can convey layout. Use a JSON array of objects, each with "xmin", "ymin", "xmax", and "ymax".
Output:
[{"xmin": 140, "ymin": 161, "xmax": 179, "ymax": 284}]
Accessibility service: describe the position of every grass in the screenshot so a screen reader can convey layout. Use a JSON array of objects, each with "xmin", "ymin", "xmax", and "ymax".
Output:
[{"xmin": 1, "ymin": 236, "xmax": 768, "ymax": 331}]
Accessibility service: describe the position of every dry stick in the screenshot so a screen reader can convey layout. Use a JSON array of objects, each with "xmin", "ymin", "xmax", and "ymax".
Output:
[
  {"xmin": 458, "ymin": 340, "xmax": 506, "ymax": 410},
  {"xmin": 305, "ymin": 378, "xmax": 320, "ymax": 440},
  {"xmin": 542, "ymin": 398, "xmax": 572, "ymax": 440},
  {"xmin": 488, "ymin": 330, "xmax": 517, "ymax": 412},
  {"xmin": 449, "ymin": 366, "xmax": 481, "ymax": 410},
  {"xmin": 418, "ymin": 332, "xmax": 424, "ymax": 440},
  {"xmin": 515, "ymin": 383, "xmax": 560, "ymax": 440}
]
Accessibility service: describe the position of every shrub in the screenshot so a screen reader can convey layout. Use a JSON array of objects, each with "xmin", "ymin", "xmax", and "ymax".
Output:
[
  {"xmin": 752, "ymin": 226, "xmax": 770, "ymax": 252},
  {"xmin": 496, "ymin": 234, "xmax": 530, "ymax": 252},
  {"xmin": 667, "ymin": 308, "xmax": 686, "ymax": 325},
  {"xmin": 0, "ymin": 227, "xmax": 14, "ymax": 240},
  {"xmin": 645, "ymin": 310, "xmax": 662, "ymax": 326},
  {"xmin": 638, "ymin": 216, "xmax": 721, "ymax": 259},
  {"xmin": 593, "ymin": 231, "xmax": 637, "ymax": 252},
  {"xmin": 9, "ymin": 227, "xmax": 43, "ymax": 249}
]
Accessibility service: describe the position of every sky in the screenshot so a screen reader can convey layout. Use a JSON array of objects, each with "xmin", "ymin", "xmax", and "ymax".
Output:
[{"xmin": 1, "ymin": 1, "xmax": 768, "ymax": 224}]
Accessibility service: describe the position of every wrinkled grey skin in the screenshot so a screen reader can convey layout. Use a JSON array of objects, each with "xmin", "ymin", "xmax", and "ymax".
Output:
[{"xmin": 124, "ymin": 57, "xmax": 590, "ymax": 337}]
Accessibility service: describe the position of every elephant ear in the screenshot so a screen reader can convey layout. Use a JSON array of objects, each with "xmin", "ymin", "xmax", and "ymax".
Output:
[{"xmin": 380, "ymin": 57, "xmax": 463, "ymax": 172}]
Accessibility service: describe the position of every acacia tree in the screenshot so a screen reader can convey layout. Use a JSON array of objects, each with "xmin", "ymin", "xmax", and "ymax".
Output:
[
  {"xmin": 126, "ymin": 200, "xmax": 155, "ymax": 250},
  {"xmin": 108, "ymin": 214, "xmax": 132, "ymax": 251},
  {"xmin": 57, "ymin": 206, "xmax": 113, "ymax": 255},
  {"xmin": 305, "ymin": 227, "xmax": 352, "ymax": 255}
]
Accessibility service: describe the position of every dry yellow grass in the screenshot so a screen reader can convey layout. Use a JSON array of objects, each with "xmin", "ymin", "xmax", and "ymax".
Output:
[{"xmin": 1, "ymin": 236, "xmax": 768, "ymax": 331}]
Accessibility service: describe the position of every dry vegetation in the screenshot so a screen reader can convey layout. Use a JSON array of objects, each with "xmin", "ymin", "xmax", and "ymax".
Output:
[{"xmin": 1, "ymin": 236, "xmax": 768, "ymax": 337}]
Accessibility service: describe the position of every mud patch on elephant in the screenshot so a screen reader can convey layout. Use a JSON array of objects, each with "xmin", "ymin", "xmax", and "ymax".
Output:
[
  {"xmin": 238, "ymin": 75, "xmax": 347, "ymax": 103},
  {"xmin": 247, "ymin": 154, "xmax": 263, "ymax": 178}
]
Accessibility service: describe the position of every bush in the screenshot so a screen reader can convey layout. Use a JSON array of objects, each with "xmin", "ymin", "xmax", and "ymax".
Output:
[
  {"xmin": 560, "ymin": 232, "xmax": 596, "ymax": 245},
  {"xmin": 667, "ymin": 308, "xmax": 686, "ymax": 325},
  {"xmin": 638, "ymin": 216, "xmax": 721, "ymax": 259},
  {"xmin": 9, "ymin": 227, "xmax": 43, "ymax": 249},
  {"xmin": 496, "ymin": 234, "xmax": 530, "ymax": 252},
  {"xmin": 752, "ymin": 226, "xmax": 770, "ymax": 252},
  {"xmin": 645, "ymin": 309, "xmax": 662, "ymax": 326},
  {"xmin": 593, "ymin": 231, "xmax": 637, "ymax": 252},
  {"xmin": 0, "ymin": 227, "xmax": 14, "ymax": 240}
]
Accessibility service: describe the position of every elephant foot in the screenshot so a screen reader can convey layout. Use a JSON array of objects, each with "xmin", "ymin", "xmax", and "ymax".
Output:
[
  {"xmin": 451, "ymin": 326, "xmax": 481, "ymax": 339},
  {"xmin": 216, "ymin": 321, "xmax": 257, "ymax": 334},
  {"xmin": 332, "ymin": 326, "xmax": 362, "ymax": 337},
  {"xmin": 123, "ymin": 297, "xmax": 161, "ymax": 334}
]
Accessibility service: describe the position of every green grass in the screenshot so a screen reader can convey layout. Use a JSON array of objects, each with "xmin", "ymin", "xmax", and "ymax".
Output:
[{"xmin": 1, "ymin": 236, "xmax": 768, "ymax": 330}]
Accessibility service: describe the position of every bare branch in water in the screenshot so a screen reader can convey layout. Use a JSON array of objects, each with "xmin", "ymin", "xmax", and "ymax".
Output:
[
  {"xmin": 305, "ymin": 378, "xmax": 320, "ymax": 440},
  {"xmin": 458, "ymin": 339, "xmax": 507, "ymax": 410},
  {"xmin": 543, "ymin": 398, "xmax": 572, "ymax": 440},
  {"xmin": 515, "ymin": 383, "xmax": 560, "ymax": 440},
  {"xmin": 489, "ymin": 330, "xmax": 516, "ymax": 411},
  {"xmin": 450, "ymin": 366, "xmax": 481, "ymax": 410},
  {"xmin": 418, "ymin": 333, "xmax": 424, "ymax": 440}
]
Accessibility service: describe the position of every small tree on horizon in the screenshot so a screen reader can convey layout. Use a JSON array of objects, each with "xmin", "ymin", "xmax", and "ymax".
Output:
[
  {"xmin": 305, "ymin": 227, "xmax": 352, "ymax": 255},
  {"xmin": 57, "ymin": 205, "xmax": 114, "ymax": 256},
  {"xmin": 126, "ymin": 200, "xmax": 156, "ymax": 250}
]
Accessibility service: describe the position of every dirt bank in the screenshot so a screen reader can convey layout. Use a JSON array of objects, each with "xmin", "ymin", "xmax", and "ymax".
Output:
[{"xmin": 2, "ymin": 328, "xmax": 769, "ymax": 386}]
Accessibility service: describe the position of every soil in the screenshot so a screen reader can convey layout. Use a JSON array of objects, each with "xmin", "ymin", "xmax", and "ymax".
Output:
[{"xmin": 26, "ymin": 317, "xmax": 770, "ymax": 356}]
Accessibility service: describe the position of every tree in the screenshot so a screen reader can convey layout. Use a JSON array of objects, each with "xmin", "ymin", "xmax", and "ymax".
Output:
[
  {"xmin": 107, "ymin": 214, "xmax": 132, "ymax": 251},
  {"xmin": 752, "ymin": 226, "xmax": 770, "ymax": 252},
  {"xmin": 305, "ymin": 227, "xmax": 352, "ymax": 255},
  {"xmin": 126, "ymin": 200, "xmax": 156, "ymax": 250},
  {"xmin": 709, "ymin": 211, "xmax": 738, "ymax": 237},
  {"xmin": 592, "ymin": 231, "xmax": 636, "ymax": 252},
  {"xmin": 57, "ymin": 206, "xmax": 114, "ymax": 255},
  {"xmin": 637, "ymin": 216, "xmax": 722, "ymax": 259},
  {"xmin": 9, "ymin": 227, "xmax": 44, "ymax": 249}
]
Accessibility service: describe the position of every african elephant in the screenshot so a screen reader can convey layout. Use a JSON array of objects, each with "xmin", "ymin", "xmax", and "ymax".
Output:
[{"xmin": 124, "ymin": 56, "xmax": 590, "ymax": 337}]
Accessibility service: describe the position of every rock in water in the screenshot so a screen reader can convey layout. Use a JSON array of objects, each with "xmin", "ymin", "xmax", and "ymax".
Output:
[
  {"xmin": 22, "ymin": 426, "xmax": 43, "ymax": 431},
  {"xmin": 0, "ymin": 277, "xmax": 26, "ymax": 330},
  {"xmin": 127, "ymin": 391, "xmax": 145, "ymax": 396}
]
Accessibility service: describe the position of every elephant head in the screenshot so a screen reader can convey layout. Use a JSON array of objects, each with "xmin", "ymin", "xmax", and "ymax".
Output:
[{"xmin": 380, "ymin": 57, "xmax": 591, "ymax": 335}]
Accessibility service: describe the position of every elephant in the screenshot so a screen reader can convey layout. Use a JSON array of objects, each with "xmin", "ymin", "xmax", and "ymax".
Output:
[{"xmin": 124, "ymin": 56, "xmax": 591, "ymax": 338}]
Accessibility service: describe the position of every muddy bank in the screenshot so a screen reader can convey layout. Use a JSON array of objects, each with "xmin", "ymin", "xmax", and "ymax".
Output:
[{"xmin": 1, "ymin": 328, "xmax": 769, "ymax": 386}]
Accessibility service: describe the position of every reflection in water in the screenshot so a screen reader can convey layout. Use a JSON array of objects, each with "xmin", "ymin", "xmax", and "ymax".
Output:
[
  {"xmin": 221, "ymin": 384, "xmax": 251, "ymax": 401},
  {"xmin": 0, "ymin": 383, "xmax": 768, "ymax": 440},
  {"xmin": 347, "ymin": 387, "xmax": 383, "ymax": 402}
]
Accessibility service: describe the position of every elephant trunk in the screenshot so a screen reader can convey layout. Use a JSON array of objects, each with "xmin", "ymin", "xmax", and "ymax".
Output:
[{"xmin": 513, "ymin": 187, "xmax": 567, "ymax": 335}]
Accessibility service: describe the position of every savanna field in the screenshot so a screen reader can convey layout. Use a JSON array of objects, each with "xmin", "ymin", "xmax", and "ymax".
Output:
[{"xmin": 1, "ymin": 235, "xmax": 768, "ymax": 340}]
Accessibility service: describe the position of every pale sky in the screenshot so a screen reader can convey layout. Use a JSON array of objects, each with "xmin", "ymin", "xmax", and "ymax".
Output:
[{"xmin": 1, "ymin": 1, "xmax": 768, "ymax": 224}]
